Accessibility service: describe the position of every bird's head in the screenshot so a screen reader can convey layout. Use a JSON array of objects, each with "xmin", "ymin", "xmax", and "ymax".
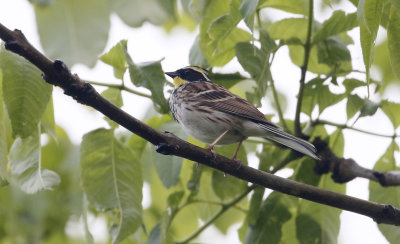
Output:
[{"xmin": 165, "ymin": 66, "xmax": 210, "ymax": 88}]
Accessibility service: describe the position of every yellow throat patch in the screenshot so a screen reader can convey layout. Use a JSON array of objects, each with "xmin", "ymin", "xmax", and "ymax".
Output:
[{"xmin": 173, "ymin": 76, "xmax": 188, "ymax": 88}]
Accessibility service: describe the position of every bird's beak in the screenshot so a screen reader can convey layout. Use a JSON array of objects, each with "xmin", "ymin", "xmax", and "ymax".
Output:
[{"xmin": 165, "ymin": 71, "xmax": 178, "ymax": 78}]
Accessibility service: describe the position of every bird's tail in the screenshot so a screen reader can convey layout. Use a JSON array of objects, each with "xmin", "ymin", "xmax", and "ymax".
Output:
[{"xmin": 259, "ymin": 123, "xmax": 319, "ymax": 160}]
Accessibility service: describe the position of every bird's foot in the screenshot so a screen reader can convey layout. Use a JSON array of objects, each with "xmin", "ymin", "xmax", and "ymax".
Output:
[
  {"xmin": 231, "ymin": 157, "xmax": 242, "ymax": 170},
  {"xmin": 207, "ymin": 145, "xmax": 218, "ymax": 160}
]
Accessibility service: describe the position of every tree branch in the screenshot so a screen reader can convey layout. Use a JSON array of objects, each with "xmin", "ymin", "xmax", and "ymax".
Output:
[
  {"xmin": 294, "ymin": 0, "xmax": 314, "ymax": 137},
  {"xmin": 1, "ymin": 23, "xmax": 400, "ymax": 226},
  {"xmin": 314, "ymin": 138, "xmax": 400, "ymax": 186}
]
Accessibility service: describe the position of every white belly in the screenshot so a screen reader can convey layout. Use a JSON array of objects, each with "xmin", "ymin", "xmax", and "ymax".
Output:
[{"xmin": 177, "ymin": 105, "xmax": 246, "ymax": 145}]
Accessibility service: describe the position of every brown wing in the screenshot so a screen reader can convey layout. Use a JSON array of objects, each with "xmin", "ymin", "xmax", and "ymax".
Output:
[{"xmin": 185, "ymin": 82, "xmax": 280, "ymax": 128}]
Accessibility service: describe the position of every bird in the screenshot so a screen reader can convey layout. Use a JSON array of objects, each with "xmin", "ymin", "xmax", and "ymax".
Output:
[{"xmin": 165, "ymin": 66, "xmax": 319, "ymax": 160}]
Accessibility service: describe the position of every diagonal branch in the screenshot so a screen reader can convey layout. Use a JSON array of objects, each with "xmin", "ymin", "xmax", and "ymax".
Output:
[
  {"xmin": 1, "ymin": 23, "xmax": 400, "ymax": 226},
  {"xmin": 313, "ymin": 119, "xmax": 397, "ymax": 138},
  {"xmin": 86, "ymin": 80, "xmax": 152, "ymax": 99},
  {"xmin": 314, "ymin": 138, "xmax": 400, "ymax": 186},
  {"xmin": 294, "ymin": 0, "xmax": 314, "ymax": 137}
]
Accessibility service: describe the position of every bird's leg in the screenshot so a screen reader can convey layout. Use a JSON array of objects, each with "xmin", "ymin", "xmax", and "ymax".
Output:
[
  {"xmin": 231, "ymin": 140, "xmax": 243, "ymax": 170},
  {"xmin": 232, "ymin": 140, "xmax": 243, "ymax": 160},
  {"xmin": 222, "ymin": 141, "xmax": 243, "ymax": 178},
  {"xmin": 207, "ymin": 130, "xmax": 229, "ymax": 157}
]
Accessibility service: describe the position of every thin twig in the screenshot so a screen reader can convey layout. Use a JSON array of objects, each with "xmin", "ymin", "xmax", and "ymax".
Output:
[
  {"xmin": 189, "ymin": 199, "xmax": 248, "ymax": 213},
  {"xmin": 86, "ymin": 80, "xmax": 152, "ymax": 99},
  {"xmin": 294, "ymin": 0, "xmax": 314, "ymax": 137},
  {"xmin": 269, "ymin": 72, "xmax": 289, "ymax": 132},
  {"xmin": 176, "ymin": 186, "xmax": 255, "ymax": 244},
  {"xmin": 313, "ymin": 119, "xmax": 397, "ymax": 138}
]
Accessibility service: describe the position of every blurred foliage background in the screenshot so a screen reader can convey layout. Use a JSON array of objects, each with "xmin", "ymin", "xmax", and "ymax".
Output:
[{"xmin": 1, "ymin": 0, "xmax": 400, "ymax": 243}]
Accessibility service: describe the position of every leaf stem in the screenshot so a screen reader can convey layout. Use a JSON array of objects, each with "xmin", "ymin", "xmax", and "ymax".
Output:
[
  {"xmin": 176, "ymin": 186, "xmax": 255, "ymax": 244},
  {"xmin": 269, "ymin": 71, "xmax": 289, "ymax": 132},
  {"xmin": 190, "ymin": 199, "xmax": 248, "ymax": 213},
  {"xmin": 294, "ymin": 0, "xmax": 314, "ymax": 137},
  {"xmin": 313, "ymin": 119, "xmax": 397, "ymax": 138},
  {"xmin": 86, "ymin": 80, "xmax": 152, "ymax": 99}
]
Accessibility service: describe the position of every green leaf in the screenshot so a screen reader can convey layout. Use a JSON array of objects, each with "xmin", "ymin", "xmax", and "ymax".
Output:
[
  {"xmin": 161, "ymin": 211, "xmax": 175, "ymax": 244},
  {"xmin": 0, "ymin": 45, "xmax": 53, "ymax": 138},
  {"xmin": 302, "ymin": 79, "xmax": 346, "ymax": 115},
  {"xmin": 101, "ymin": 88, "xmax": 123, "ymax": 108},
  {"xmin": 329, "ymin": 129, "xmax": 345, "ymax": 157},
  {"xmin": 245, "ymin": 192, "xmax": 293, "ymax": 244},
  {"xmin": 180, "ymin": 0, "xmax": 209, "ymax": 21},
  {"xmin": 260, "ymin": 30, "xmax": 278, "ymax": 53},
  {"xmin": 369, "ymin": 141, "xmax": 400, "ymax": 243},
  {"xmin": 9, "ymin": 131, "xmax": 60, "ymax": 194},
  {"xmin": 236, "ymin": 42, "xmax": 270, "ymax": 107},
  {"xmin": 358, "ymin": 0, "xmax": 384, "ymax": 87},
  {"xmin": 81, "ymin": 129, "xmax": 143, "ymax": 243},
  {"xmin": 260, "ymin": 0, "xmax": 308, "ymax": 16},
  {"xmin": 268, "ymin": 18, "xmax": 308, "ymax": 42},
  {"xmin": 169, "ymin": 202, "xmax": 200, "ymax": 239},
  {"xmin": 359, "ymin": 99, "xmax": 380, "ymax": 117},
  {"xmin": 145, "ymin": 116, "xmax": 184, "ymax": 188},
  {"xmin": 198, "ymin": 0, "xmax": 231, "ymax": 35},
  {"xmin": 124, "ymin": 51, "xmax": 169, "ymax": 113},
  {"xmin": 317, "ymin": 86, "xmax": 345, "ymax": 114},
  {"xmin": 193, "ymin": 168, "xmax": 221, "ymax": 221},
  {"xmin": 189, "ymin": 36, "xmax": 209, "ymax": 68},
  {"xmin": 392, "ymin": 0, "xmax": 400, "ymax": 10},
  {"xmin": 40, "ymin": 97, "xmax": 56, "ymax": 139},
  {"xmin": 381, "ymin": 0, "xmax": 392, "ymax": 27},
  {"xmin": 147, "ymin": 223, "xmax": 161, "ymax": 244},
  {"xmin": 41, "ymin": 127, "xmax": 73, "ymax": 174},
  {"xmin": 313, "ymin": 11, "xmax": 358, "ymax": 43},
  {"xmin": 206, "ymin": 0, "xmax": 241, "ymax": 44},
  {"xmin": 112, "ymin": 0, "xmax": 175, "ymax": 27},
  {"xmin": 301, "ymin": 78, "xmax": 323, "ymax": 116},
  {"xmin": 294, "ymin": 158, "xmax": 321, "ymax": 186},
  {"xmin": 294, "ymin": 161, "xmax": 345, "ymax": 244},
  {"xmin": 289, "ymin": 45, "xmax": 331, "ymax": 75},
  {"xmin": 211, "ymin": 144, "xmax": 247, "ymax": 200},
  {"xmin": 236, "ymin": 43, "xmax": 268, "ymax": 77},
  {"xmin": 100, "ymin": 40, "xmax": 128, "ymax": 80},
  {"xmin": 246, "ymin": 187, "xmax": 264, "ymax": 225},
  {"xmin": 342, "ymin": 78, "xmax": 366, "ymax": 93},
  {"xmin": 240, "ymin": 0, "xmax": 259, "ymax": 29},
  {"xmin": 204, "ymin": 27, "xmax": 252, "ymax": 66},
  {"xmin": 101, "ymin": 88, "xmax": 123, "ymax": 128},
  {"xmin": 30, "ymin": 0, "xmax": 55, "ymax": 6},
  {"xmin": 199, "ymin": 0, "xmax": 251, "ymax": 66},
  {"xmin": 152, "ymin": 148, "xmax": 183, "ymax": 188},
  {"xmin": 381, "ymin": 100, "xmax": 400, "ymax": 129},
  {"xmin": 208, "ymin": 72, "xmax": 246, "ymax": 89},
  {"xmin": 34, "ymin": 0, "xmax": 110, "ymax": 67},
  {"xmin": 82, "ymin": 195, "xmax": 95, "ymax": 244},
  {"xmin": 0, "ymin": 71, "xmax": 9, "ymax": 184},
  {"xmin": 388, "ymin": 6, "xmax": 400, "ymax": 80},
  {"xmin": 214, "ymin": 199, "xmax": 246, "ymax": 234},
  {"xmin": 346, "ymin": 94, "xmax": 364, "ymax": 120},
  {"xmin": 167, "ymin": 191, "xmax": 185, "ymax": 210},
  {"xmin": 317, "ymin": 37, "xmax": 352, "ymax": 67},
  {"xmin": 373, "ymin": 39, "xmax": 398, "ymax": 92}
]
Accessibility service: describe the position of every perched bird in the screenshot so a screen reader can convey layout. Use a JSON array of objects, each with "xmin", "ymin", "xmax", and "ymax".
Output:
[{"xmin": 166, "ymin": 66, "xmax": 319, "ymax": 160}]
